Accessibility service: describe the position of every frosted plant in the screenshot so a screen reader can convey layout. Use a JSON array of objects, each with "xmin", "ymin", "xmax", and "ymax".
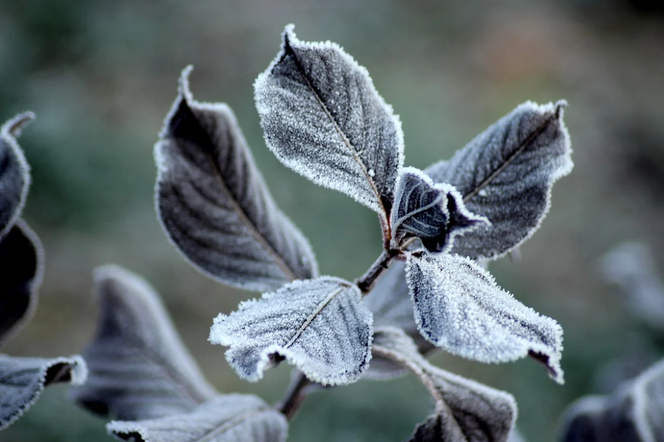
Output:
[
  {"xmin": 1, "ymin": 24, "xmax": 574, "ymax": 442},
  {"xmin": 0, "ymin": 113, "xmax": 88, "ymax": 431}
]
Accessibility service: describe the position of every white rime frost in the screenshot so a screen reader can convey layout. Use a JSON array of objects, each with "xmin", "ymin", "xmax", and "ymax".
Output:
[
  {"xmin": 209, "ymin": 277, "xmax": 373, "ymax": 386},
  {"xmin": 107, "ymin": 394, "xmax": 288, "ymax": 442},
  {"xmin": 254, "ymin": 25, "xmax": 404, "ymax": 216},
  {"xmin": 426, "ymin": 101, "xmax": 573, "ymax": 261},
  {"xmin": 391, "ymin": 167, "xmax": 489, "ymax": 253},
  {"xmin": 70, "ymin": 265, "xmax": 218, "ymax": 420},
  {"xmin": 406, "ymin": 252, "xmax": 564, "ymax": 383},
  {"xmin": 156, "ymin": 67, "xmax": 318, "ymax": 293}
]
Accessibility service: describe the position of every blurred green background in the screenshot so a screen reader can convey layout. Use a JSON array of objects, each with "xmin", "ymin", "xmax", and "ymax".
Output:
[{"xmin": 2, "ymin": 0, "xmax": 664, "ymax": 440}]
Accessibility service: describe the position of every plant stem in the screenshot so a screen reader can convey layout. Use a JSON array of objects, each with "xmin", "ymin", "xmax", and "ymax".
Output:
[
  {"xmin": 355, "ymin": 249, "xmax": 399, "ymax": 294},
  {"xmin": 277, "ymin": 371, "xmax": 312, "ymax": 420}
]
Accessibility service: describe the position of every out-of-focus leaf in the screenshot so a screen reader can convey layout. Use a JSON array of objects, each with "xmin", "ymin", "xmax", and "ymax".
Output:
[
  {"xmin": 426, "ymin": 101, "xmax": 572, "ymax": 261},
  {"xmin": 0, "ymin": 354, "xmax": 87, "ymax": 431},
  {"xmin": 371, "ymin": 327, "xmax": 516, "ymax": 442},
  {"xmin": 156, "ymin": 67, "xmax": 318, "ymax": 292},
  {"xmin": 209, "ymin": 277, "xmax": 372, "ymax": 385},
  {"xmin": 0, "ymin": 112, "xmax": 33, "ymax": 238},
  {"xmin": 254, "ymin": 25, "xmax": 404, "ymax": 218},
  {"xmin": 391, "ymin": 167, "xmax": 488, "ymax": 253},
  {"xmin": 601, "ymin": 242, "xmax": 664, "ymax": 333},
  {"xmin": 558, "ymin": 358, "xmax": 664, "ymax": 442},
  {"xmin": 70, "ymin": 265, "xmax": 218, "ymax": 420},
  {"xmin": 0, "ymin": 220, "xmax": 43, "ymax": 346},
  {"xmin": 406, "ymin": 252, "xmax": 564, "ymax": 383},
  {"xmin": 107, "ymin": 394, "xmax": 288, "ymax": 442}
]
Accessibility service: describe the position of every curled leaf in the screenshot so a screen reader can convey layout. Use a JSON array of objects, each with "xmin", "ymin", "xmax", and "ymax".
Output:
[
  {"xmin": 70, "ymin": 265, "xmax": 218, "ymax": 420},
  {"xmin": 0, "ymin": 220, "xmax": 43, "ymax": 346},
  {"xmin": 391, "ymin": 167, "xmax": 488, "ymax": 253},
  {"xmin": 0, "ymin": 354, "xmax": 87, "ymax": 431},
  {"xmin": 254, "ymin": 25, "xmax": 404, "ymax": 217},
  {"xmin": 156, "ymin": 67, "xmax": 318, "ymax": 292},
  {"xmin": 558, "ymin": 358, "xmax": 664, "ymax": 442},
  {"xmin": 372, "ymin": 327, "xmax": 517, "ymax": 442},
  {"xmin": 426, "ymin": 101, "xmax": 572, "ymax": 261},
  {"xmin": 107, "ymin": 394, "xmax": 288, "ymax": 442},
  {"xmin": 209, "ymin": 277, "xmax": 373, "ymax": 385},
  {"xmin": 0, "ymin": 112, "xmax": 34, "ymax": 238},
  {"xmin": 406, "ymin": 252, "xmax": 564, "ymax": 383}
]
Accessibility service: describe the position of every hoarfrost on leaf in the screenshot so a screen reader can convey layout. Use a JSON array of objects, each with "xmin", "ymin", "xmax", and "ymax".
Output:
[
  {"xmin": 406, "ymin": 252, "xmax": 564, "ymax": 383},
  {"xmin": 209, "ymin": 277, "xmax": 373, "ymax": 386},
  {"xmin": 0, "ymin": 354, "xmax": 87, "ymax": 431},
  {"xmin": 558, "ymin": 358, "xmax": 664, "ymax": 442},
  {"xmin": 0, "ymin": 220, "xmax": 43, "ymax": 347},
  {"xmin": 426, "ymin": 101, "xmax": 572, "ymax": 261},
  {"xmin": 0, "ymin": 112, "xmax": 33, "ymax": 238},
  {"xmin": 156, "ymin": 66, "xmax": 318, "ymax": 292},
  {"xmin": 372, "ymin": 327, "xmax": 517, "ymax": 442},
  {"xmin": 107, "ymin": 394, "xmax": 288, "ymax": 442},
  {"xmin": 70, "ymin": 265, "xmax": 218, "ymax": 420},
  {"xmin": 254, "ymin": 25, "xmax": 404, "ymax": 218},
  {"xmin": 391, "ymin": 167, "xmax": 489, "ymax": 253}
]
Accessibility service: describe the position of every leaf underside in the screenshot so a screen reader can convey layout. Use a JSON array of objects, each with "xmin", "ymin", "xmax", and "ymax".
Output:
[
  {"xmin": 70, "ymin": 265, "xmax": 217, "ymax": 420},
  {"xmin": 0, "ymin": 354, "xmax": 87, "ymax": 431},
  {"xmin": 406, "ymin": 252, "xmax": 564, "ymax": 383},
  {"xmin": 209, "ymin": 277, "xmax": 373, "ymax": 386},
  {"xmin": 107, "ymin": 394, "xmax": 288, "ymax": 442},
  {"xmin": 0, "ymin": 112, "xmax": 33, "ymax": 239},
  {"xmin": 558, "ymin": 358, "xmax": 664, "ymax": 442},
  {"xmin": 426, "ymin": 101, "xmax": 572, "ymax": 261},
  {"xmin": 372, "ymin": 327, "xmax": 517, "ymax": 442},
  {"xmin": 156, "ymin": 67, "xmax": 318, "ymax": 292},
  {"xmin": 0, "ymin": 220, "xmax": 43, "ymax": 347},
  {"xmin": 254, "ymin": 25, "xmax": 404, "ymax": 216}
]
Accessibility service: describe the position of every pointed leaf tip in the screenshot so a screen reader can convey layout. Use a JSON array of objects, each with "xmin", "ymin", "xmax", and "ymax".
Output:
[
  {"xmin": 209, "ymin": 277, "xmax": 372, "ymax": 385},
  {"xmin": 156, "ymin": 72, "xmax": 318, "ymax": 292},
  {"xmin": 406, "ymin": 252, "xmax": 564, "ymax": 383},
  {"xmin": 255, "ymin": 25, "xmax": 404, "ymax": 217}
]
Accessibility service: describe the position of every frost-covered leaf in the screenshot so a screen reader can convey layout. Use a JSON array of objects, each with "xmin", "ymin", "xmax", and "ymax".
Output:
[
  {"xmin": 209, "ymin": 277, "xmax": 372, "ymax": 385},
  {"xmin": 406, "ymin": 252, "xmax": 564, "ymax": 383},
  {"xmin": 426, "ymin": 101, "xmax": 572, "ymax": 261},
  {"xmin": 0, "ymin": 354, "xmax": 87, "ymax": 431},
  {"xmin": 601, "ymin": 242, "xmax": 664, "ymax": 333},
  {"xmin": 156, "ymin": 67, "xmax": 318, "ymax": 292},
  {"xmin": 0, "ymin": 220, "xmax": 43, "ymax": 346},
  {"xmin": 391, "ymin": 167, "xmax": 488, "ymax": 253},
  {"xmin": 70, "ymin": 265, "xmax": 217, "ymax": 420},
  {"xmin": 107, "ymin": 394, "xmax": 287, "ymax": 442},
  {"xmin": 0, "ymin": 112, "xmax": 33, "ymax": 238},
  {"xmin": 558, "ymin": 358, "xmax": 664, "ymax": 442},
  {"xmin": 371, "ymin": 327, "xmax": 516, "ymax": 442},
  {"xmin": 254, "ymin": 25, "xmax": 404, "ymax": 217}
]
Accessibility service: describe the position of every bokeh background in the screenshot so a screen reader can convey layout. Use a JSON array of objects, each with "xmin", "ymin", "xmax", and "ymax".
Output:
[{"xmin": 2, "ymin": 0, "xmax": 664, "ymax": 440}]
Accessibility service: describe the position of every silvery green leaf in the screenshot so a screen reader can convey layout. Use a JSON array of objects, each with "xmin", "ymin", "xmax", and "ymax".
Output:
[
  {"xmin": 0, "ymin": 354, "xmax": 87, "ymax": 431},
  {"xmin": 391, "ymin": 167, "xmax": 489, "ymax": 253},
  {"xmin": 426, "ymin": 101, "xmax": 572, "ymax": 261},
  {"xmin": 70, "ymin": 265, "xmax": 218, "ymax": 420},
  {"xmin": 371, "ymin": 327, "xmax": 516, "ymax": 442},
  {"xmin": 0, "ymin": 220, "xmax": 43, "ymax": 346},
  {"xmin": 558, "ymin": 358, "xmax": 664, "ymax": 442},
  {"xmin": 209, "ymin": 277, "xmax": 372, "ymax": 385},
  {"xmin": 601, "ymin": 242, "xmax": 664, "ymax": 333},
  {"xmin": 0, "ymin": 112, "xmax": 33, "ymax": 238},
  {"xmin": 156, "ymin": 67, "xmax": 318, "ymax": 292},
  {"xmin": 254, "ymin": 25, "xmax": 404, "ymax": 217},
  {"xmin": 107, "ymin": 394, "xmax": 287, "ymax": 442},
  {"xmin": 406, "ymin": 252, "xmax": 564, "ymax": 383}
]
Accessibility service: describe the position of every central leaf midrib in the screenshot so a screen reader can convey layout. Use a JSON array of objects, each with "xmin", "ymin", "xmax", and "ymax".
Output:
[
  {"xmin": 195, "ymin": 406, "xmax": 271, "ymax": 442},
  {"xmin": 285, "ymin": 42, "xmax": 387, "ymax": 218},
  {"xmin": 182, "ymin": 101, "xmax": 298, "ymax": 282}
]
